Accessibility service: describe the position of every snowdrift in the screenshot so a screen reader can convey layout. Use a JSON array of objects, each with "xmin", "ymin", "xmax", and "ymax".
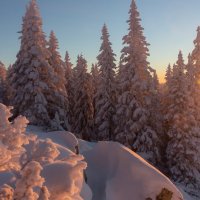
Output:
[
  {"xmin": 27, "ymin": 126, "xmax": 183, "ymax": 200},
  {"xmin": 83, "ymin": 141, "xmax": 183, "ymax": 200}
]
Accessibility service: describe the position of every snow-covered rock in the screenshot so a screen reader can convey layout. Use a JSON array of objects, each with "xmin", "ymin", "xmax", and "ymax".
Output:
[
  {"xmin": 26, "ymin": 126, "xmax": 185, "ymax": 200},
  {"xmin": 1, "ymin": 124, "xmax": 186, "ymax": 200},
  {"xmin": 83, "ymin": 141, "xmax": 183, "ymax": 200}
]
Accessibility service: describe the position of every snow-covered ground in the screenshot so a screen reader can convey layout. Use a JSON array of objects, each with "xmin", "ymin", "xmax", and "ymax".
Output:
[{"xmin": 25, "ymin": 126, "xmax": 186, "ymax": 200}]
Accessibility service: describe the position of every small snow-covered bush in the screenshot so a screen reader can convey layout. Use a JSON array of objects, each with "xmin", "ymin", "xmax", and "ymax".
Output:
[
  {"xmin": 21, "ymin": 138, "xmax": 60, "ymax": 168},
  {"xmin": 0, "ymin": 103, "xmax": 29, "ymax": 171},
  {"xmin": 14, "ymin": 161, "xmax": 48, "ymax": 200},
  {"xmin": 0, "ymin": 184, "xmax": 14, "ymax": 200}
]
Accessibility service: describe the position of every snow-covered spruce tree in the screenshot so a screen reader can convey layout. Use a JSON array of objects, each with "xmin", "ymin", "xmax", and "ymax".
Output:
[
  {"xmin": 91, "ymin": 63, "xmax": 99, "ymax": 96},
  {"xmin": 5, "ymin": 64, "xmax": 15, "ymax": 106},
  {"xmin": 72, "ymin": 55, "xmax": 94, "ymax": 140},
  {"xmin": 94, "ymin": 24, "xmax": 116, "ymax": 141},
  {"xmin": 162, "ymin": 64, "xmax": 173, "ymax": 136},
  {"xmin": 147, "ymin": 67, "xmax": 163, "ymax": 139},
  {"xmin": 0, "ymin": 61, "xmax": 7, "ymax": 104},
  {"xmin": 48, "ymin": 31, "xmax": 68, "ymax": 130},
  {"xmin": 166, "ymin": 51, "xmax": 200, "ymax": 189},
  {"xmin": 165, "ymin": 64, "xmax": 172, "ymax": 86},
  {"xmin": 10, "ymin": 0, "xmax": 52, "ymax": 126},
  {"xmin": 190, "ymin": 26, "xmax": 200, "ymax": 123},
  {"xmin": 91, "ymin": 63, "xmax": 99, "ymax": 138},
  {"xmin": 114, "ymin": 0, "xmax": 159, "ymax": 161},
  {"xmin": 64, "ymin": 51, "xmax": 74, "ymax": 131},
  {"xmin": 0, "ymin": 61, "xmax": 7, "ymax": 82}
]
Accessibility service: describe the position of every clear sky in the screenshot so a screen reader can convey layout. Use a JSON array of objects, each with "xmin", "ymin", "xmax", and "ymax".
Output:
[{"xmin": 0, "ymin": 0, "xmax": 200, "ymax": 82}]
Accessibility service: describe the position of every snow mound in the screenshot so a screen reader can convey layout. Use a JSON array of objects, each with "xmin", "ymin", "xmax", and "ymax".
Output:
[
  {"xmin": 25, "ymin": 126, "xmax": 184, "ymax": 200},
  {"xmin": 42, "ymin": 158, "xmax": 87, "ymax": 200},
  {"xmin": 83, "ymin": 141, "xmax": 183, "ymax": 200},
  {"xmin": 27, "ymin": 125, "xmax": 78, "ymax": 153}
]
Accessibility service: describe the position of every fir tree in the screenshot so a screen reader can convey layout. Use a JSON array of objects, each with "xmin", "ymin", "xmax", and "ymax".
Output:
[
  {"xmin": 166, "ymin": 51, "xmax": 200, "ymax": 189},
  {"xmin": 190, "ymin": 26, "xmax": 200, "ymax": 123},
  {"xmin": 11, "ymin": 0, "xmax": 52, "ymax": 126},
  {"xmin": 114, "ymin": 0, "xmax": 159, "ymax": 161},
  {"xmin": 91, "ymin": 63, "xmax": 99, "ymax": 139},
  {"xmin": 72, "ymin": 55, "xmax": 94, "ymax": 140},
  {"xmin": 48, "ymin": 31, "xmax": 68, "ymax": 130},
  {"xmin": 64, "ymin": 51, "xmax": 74, "ymax": 131},
  {"xmin": 5, "ymin": 64, "xmax": 14, "ymax": 106},
  {"xmin": 162, "ymin": 64, "xmax": 173, "ymax": 132},
  {"xmin": 91, "ymin": 63, "xmax": 99, "ymax": 96},
  {"xmin": 0, "ymin": 61, "xmax": 7, "ymax": 104},
  {"xmin": 95, "ymin": 24, "xmax": 116, "ymax": 141},
  {"xmin": 165, "ymin": 64, "xmax": 172, "ymax": 86}
]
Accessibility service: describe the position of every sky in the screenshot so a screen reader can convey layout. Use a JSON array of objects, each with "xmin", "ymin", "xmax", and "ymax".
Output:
[{"xmin": 0, "ymin": 0, "xmax": 200, "ymax": 82}]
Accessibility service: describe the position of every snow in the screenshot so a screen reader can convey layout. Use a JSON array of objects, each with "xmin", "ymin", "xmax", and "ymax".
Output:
[
  {"xmin": 41, "ymin": 160, "xmax": 87, "ymax": 200},
  {"xmin": 27, "ymin": 125, "xmax": 78, "ymax": 153},
  {"xmin": 82, "ymin": 141, "xmax": 183, "ymax": 200},
  {"xmin": 0, "ymin": 172, "xmax": 16, "ymax": 188},
  {"xmin": 27, "ymin": 125, "xmax": 184, "ymax": 200},
  {"xmin": 0, "ymin": 119, "xmax": 189, "ymax": 200}
]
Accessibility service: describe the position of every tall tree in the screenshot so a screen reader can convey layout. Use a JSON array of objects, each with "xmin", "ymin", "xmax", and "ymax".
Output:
[
  {"xmin": 0, "ymin": 61, "xmax": 7, "ymax": 104},
  {"xmin": 11, "ymin": 0, "xmax": 68, "ymax": 130},
  {"xmin": 72, "ymin": 55, "xmax": 94, "ymax": 140},
  {"xmin": 165, "ymin": 64, "xmax": 172, "ymax": 87},
  {"xmin": 94, "ymin": 24, "xmax": 116, "ymax": 141},
  {"xmin": 64, "ymin": 51, "xmax": 74, "ymax": 131},
  {"xmin": 11, "ymin": 0, "xmax": 52, "ymax": 126},
  {"xmin": 91, "ymin": 63, "xmax": 99, "ymax": 139},
  {"xmin": 5, "ymin": 64, "xmax": 14, "ymax": 106},
  {"xmin": 166, "ymin": 51, "xmax": 200, "ymax": 189},
  {"xmin": 91, "ymin": 63, "xmax": 99, "ymax": 96},
  {"xmin": 190, "ymin": 26, "xmax": 200, "ymax": 123},
  {"xmin": 48, "ymin": 31, "xmax": 68, "ymax": 130},
  {"xmin": 114, "ymin": 0, "xmax": 159, "ymax": 161}
]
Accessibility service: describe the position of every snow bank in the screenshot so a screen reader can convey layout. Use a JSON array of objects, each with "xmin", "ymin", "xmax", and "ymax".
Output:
[
  {"xmin": 41, "ymin": 158, "xmax": 87, "ymax": 200},
  {"xmin": 17, "ymin": 125, "xmax": 185, "ymax": 200},
  {"xmin": 83, "ymin": 141, "xmax": 183, "ymax": 200},
  {"xmin": 26, "ymin": 126, "xmax": 93, "ymax": 200},
  {"xmin": 27, "ymin": 126, "xmax": 78, "ymax": 153}
]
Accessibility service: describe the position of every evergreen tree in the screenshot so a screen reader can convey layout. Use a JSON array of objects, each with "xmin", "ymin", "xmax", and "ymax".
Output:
[
  {"xmin": 5, "ymin": 64, "xmax": 14, "ymax": 106},
  {"xmin": 114, "ymin": 0, "xmax": 159, "ymax": 161},
  {"xmin": 147, "ymin": 67, "xmax": 163, "ymax": 139},
  {"xmin": 11, "ymin": 0, "xmax": 52, "ymax": 126},
  {"xmin": 166, "ymin": 51, "xmax": 200, "ymax": 189},
  {"xmin": 190, "ymin": 26, "xmax": 200, "ymax": 123},
  {"xmin": 91, "ymin": 63, "xmax": 99, "ymax": 96},
  {"xmin": 91, "ymin": 63, "xmax": 99, "ymax": 139},
  {"xmin": 48, "ymin": 31, "xmax": 68, "ymax": 130},
  {"xmin": 192, "ymin": 26, "xmax": 200, "ymax": 78},
  {"xmin": 64, "ymin": 51, "xmax": 74, "ymax": 131},
  {"xmin": 165, "ymin": 64, "xmax": 172, "ymax": 87},
  {"xmin": 10, "ymin": 0, "xmax": 67, "ymax": 130},
  {"xmin": 72, "ymin": 55, "xmax": 94, "ymax": 140},
  {"xmin": 0, "ymin": 61, "xmax": 7, "ymax": 104},
  {"xmin": 95, "ymin": 24, "xmax": 116, "ymax": 141},
  {"xmin": 162, "ymin": 64, "xmax": 173, "ymax": 132}
]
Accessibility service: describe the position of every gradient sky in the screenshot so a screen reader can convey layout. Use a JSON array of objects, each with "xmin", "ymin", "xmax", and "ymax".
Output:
[{"xmin": 0, "ymin": 0, "xmax": 200, "ymax": 82}]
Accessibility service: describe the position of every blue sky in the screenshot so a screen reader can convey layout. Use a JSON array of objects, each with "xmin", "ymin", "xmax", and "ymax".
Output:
[{"xmin": 0, "ymin": 0, "xmax": 200, "ymax": 82}]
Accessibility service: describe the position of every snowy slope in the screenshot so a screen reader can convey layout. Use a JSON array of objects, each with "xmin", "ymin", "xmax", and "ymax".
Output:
[{"xmin": 26, "ymin": 126, "xmax": 185, "ymax": 200}]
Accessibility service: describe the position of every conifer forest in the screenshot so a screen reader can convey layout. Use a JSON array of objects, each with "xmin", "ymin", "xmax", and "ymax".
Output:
[{"xmin": 0, "ymin": 0, "xmax": 199, "ymax": 199}]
